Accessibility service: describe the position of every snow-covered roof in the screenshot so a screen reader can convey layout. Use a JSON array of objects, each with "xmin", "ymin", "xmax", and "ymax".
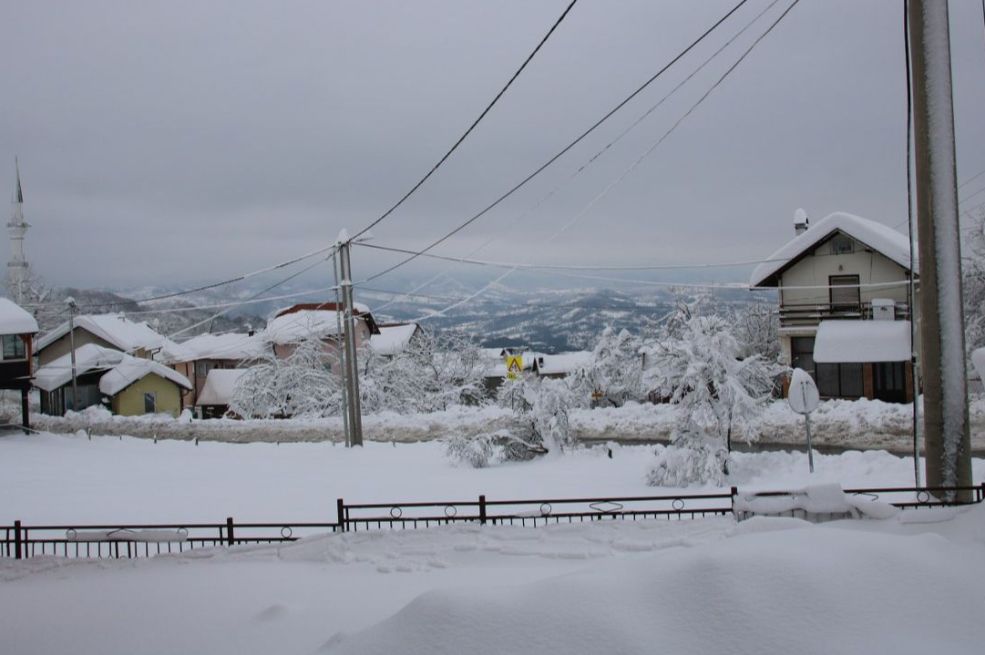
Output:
[
  {"xmin": 196, "ymin": 368, "xmax": 247, "ymax": 406},
  {"xmin": 33, "ymin": 344, "xmax": 126, "ymax": 392},
  {"xmin": 160, "ymin": 333, "xmax": 266, "ymax": 364},
  {"xmin": 533, "ymin": 351, "xmax": 593, "ymax": 376},
  {"xmin": 98, "ymin": 357, "xmax": 192, "ymax": 397},
  {"xmin": 750, "ymin": 212, "xmax": 916, "ymax": 287},
  {"xmin": 264, "ymin": 310, "xmax": 344, "ymax": 345},
  {"xmin": 36, "ymin": 314, "xmax": 167, "ymax": 354},
  {"xmin": 370, "ymin": 323, "xmax": 420, "ymax": 356},
  {"xmin": 34, "ymin": 342, "xmax": 191, "ymax": 394},
  {"xmin": 813, "ymin": 320, "xmax": 911, "ymax": 363},
  {"xmin": 0, "ymin": 298, "xmax": 39, "ymax": 335},
  {"xmin": 264, "ymin": 303, "xmax": 378, "ymax": 345}
]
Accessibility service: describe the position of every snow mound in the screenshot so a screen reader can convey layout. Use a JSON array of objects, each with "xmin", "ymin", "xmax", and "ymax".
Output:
[
  {"xmin": 326, "ymin": 514, "xmax": 985, "ymax": 655},
  {"xmin": 0, "ymin": 297, "xmax": 39, "ymax": 334}
]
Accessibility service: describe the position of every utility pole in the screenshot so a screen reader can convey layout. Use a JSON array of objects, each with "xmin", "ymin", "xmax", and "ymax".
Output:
[
  {"xmin": 66, "ymin": 297, "xmax": 79, "ymax": 412},
  {"xmin": 907, "ymin": 0, "xmax": 972, "ymax": 499},
  {"xmin": 332, "ymin": 248, "xmax": 351, "ymax": 447},
  {"xmin": 337, "ymin": 231, "xmax": 364, "ymax": 447}
]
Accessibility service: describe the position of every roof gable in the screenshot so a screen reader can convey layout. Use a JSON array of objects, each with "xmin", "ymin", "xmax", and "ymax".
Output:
[
  {"xmin": 750, "ymin": 212, "xmax": 916, "ymax": 287},
  {"xmin": 36, "ymin": 314, "xmax": 166, "ymax": 353}
]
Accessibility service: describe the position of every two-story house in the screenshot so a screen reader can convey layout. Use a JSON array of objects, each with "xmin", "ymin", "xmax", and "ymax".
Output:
[
  {"xmin": 750, "ymin": 211, "xmax": 917, "ymax": 403},
  {"xmin": 0, "ymin": 298, "xmax": 39, "ymax": 429},
  {"xmin": 35, "ymin": 313, "xmax": 167, "ymax": 367}
]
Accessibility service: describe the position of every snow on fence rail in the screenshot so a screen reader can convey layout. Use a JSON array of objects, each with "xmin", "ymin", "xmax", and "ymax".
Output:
[{"xmin": 4, "ymin": 485, "xmax": 984, "ymax": 560}]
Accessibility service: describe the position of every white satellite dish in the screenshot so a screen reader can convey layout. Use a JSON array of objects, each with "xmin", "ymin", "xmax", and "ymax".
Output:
[{"xmin": 787, "ymin": 368, "xmax": 820, "ymax": 473}]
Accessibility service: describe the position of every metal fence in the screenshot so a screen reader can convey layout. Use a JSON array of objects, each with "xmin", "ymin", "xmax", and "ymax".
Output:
[{"xmin": 4, "ymin": 484, "xmax": 983, "ymax": 560}]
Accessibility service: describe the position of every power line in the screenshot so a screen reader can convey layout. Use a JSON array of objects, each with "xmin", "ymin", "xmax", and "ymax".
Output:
[
  {"xmin": 54, "ymin": 244, "xmax": 336, "ymax": 312},
  {"xmin": 167, "ymin": 255, "xmax": 332, "ymax": 339},
  {"xmin": 358, "ymin": 0, "xmax": 753, "ymax": 285},
  {"xmin": 365, "ymin": 0, "xmax": 803, "ymax": 324},
  {"xmin": 350, "ymin": 0, "xmax": 580, "ymax": 241},
  {"xmin": 369, "ymin": 0, "xmax": 782, "ymax": 313},
  {"xmin": 357, "ymin": 242, "xmax": 795, "ymax": 272}
]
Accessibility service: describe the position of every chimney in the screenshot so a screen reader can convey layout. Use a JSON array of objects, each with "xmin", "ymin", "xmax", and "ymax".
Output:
[{"xmin": 794, "ymin": 208, "xmax": 809, "ymax": 235}]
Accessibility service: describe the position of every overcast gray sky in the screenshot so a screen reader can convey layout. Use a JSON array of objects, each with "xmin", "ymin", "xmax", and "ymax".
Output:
[{"xmin": 2, "ymin": 0, "xmax": 985, "ymax": 291}]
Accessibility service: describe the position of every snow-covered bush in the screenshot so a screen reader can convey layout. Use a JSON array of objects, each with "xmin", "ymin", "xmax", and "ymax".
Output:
[
  {"xmin": 646, "ymin": 442, "xmax": 728, "ymax": 488},
  {"xmin": 644, "ymin": 313, "xmax": 774, "ymax": 487},
  {"xmin": 448, "ymin": 377, "xmax": 574, "ymax": 467},
  {"xmin": 231, "ymin": 336, "xmax": 340, "ymax": 418},
  {"xmin": 445, "ymin": 431, "xmax": 497, "ymax": 468}
]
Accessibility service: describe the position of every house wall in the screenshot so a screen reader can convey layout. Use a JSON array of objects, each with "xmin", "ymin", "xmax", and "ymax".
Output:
[
  {"xmin": 111, "ymin": 373, "xmax": 184, "ymax": 417},
  {"xmin": 778, "ymin": 244, "xmax": 913, "ymax": 308},
  {"xmin": 38, "ymin": 329, "xmax": 118, "ymax": 367}
]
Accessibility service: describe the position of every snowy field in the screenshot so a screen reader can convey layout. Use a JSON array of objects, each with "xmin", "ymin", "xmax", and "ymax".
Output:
[
  {"xmin": 3, "ymin": 432, "xmax": 984, "ymax": 525},
  {"xmin": 2, "ymin": 433, "xmax": 985, "ymax": 655}
]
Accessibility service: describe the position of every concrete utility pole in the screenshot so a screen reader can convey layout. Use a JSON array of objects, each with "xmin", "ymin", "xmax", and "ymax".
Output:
[
  {"xmin": 66, "ymin": 297, "xmax": 80, "ymax": 412},
  {"xmin": 337, "ymin": 232, "xmax": 364, "ymax": 447},
  {"xmin": 332, "ymin": 248, "xmax": 351, "ymax": 447},
  {"xmin": 907, "ymin": 0, "xmax": 973, "ymax": 499}
]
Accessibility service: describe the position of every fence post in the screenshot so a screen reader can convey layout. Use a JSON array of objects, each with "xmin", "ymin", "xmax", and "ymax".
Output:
[
  {"xmin": 730, "ymin": 486, "xmax": 738, "ymax": 514},
  {"xmin": 479, "ymin": 495, "xmax": 487, "ymax": 525},
  {"xmin": 337, "ymin": 498, "xmax": 345, "ymax": 533},
  {"xmin": 14, "ymin": 520, "xmax": 22, "ymax": 560},
  {"xmin": 226, "ymin": 517, "xmax": 235, "ymax": 546}
]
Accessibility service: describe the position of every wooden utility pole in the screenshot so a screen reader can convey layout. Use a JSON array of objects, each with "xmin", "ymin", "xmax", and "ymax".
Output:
[
  {"xmin": 907, "ymin": 0, "xmax": 972, "ymax": 499},
  {"xmin": 337, "ymin": 232, "xmax": 364, "ymax": 447}
]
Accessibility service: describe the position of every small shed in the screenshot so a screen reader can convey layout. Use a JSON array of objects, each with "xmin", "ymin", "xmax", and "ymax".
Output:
[
  {"xmin": 99, "ymin": 358, "xmax": 192, "ymax": 417},
  {"xmin": 196, "ymin": 368, "xmax": 248, "ymax": 418}
]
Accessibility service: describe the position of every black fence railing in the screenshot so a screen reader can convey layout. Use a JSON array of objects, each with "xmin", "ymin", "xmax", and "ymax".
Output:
[{"xmin": 4, "ymin": 484, "xmax": 982, "ymax": 560}]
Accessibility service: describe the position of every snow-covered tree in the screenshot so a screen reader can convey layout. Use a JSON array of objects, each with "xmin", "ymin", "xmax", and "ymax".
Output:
[
  {"xmin": 731, "ymin": 301, "xmax": 781, "ymax": 363},
  {"xmin": 589, "ymin": 327, "xmax": 643, "ymax": 406},
  {"xmin": 962, "ymin": 208, "xmax": 985, "ymax": 357},
  {"xmin": 231, "ymin": 336, "xmax": 340, "ymax": 418},
  {"xmin": 362, "ymin": 327, "xmax": 486, "ymax": 413},
  {"xmin": 644, "ymin": 313, "xmax": 774, "ymax": 487}
]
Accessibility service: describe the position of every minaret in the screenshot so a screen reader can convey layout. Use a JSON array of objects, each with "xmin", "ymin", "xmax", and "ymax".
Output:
[{"xmin": 7, "ymin": 158, "xmax": 29, "ymax": 305}]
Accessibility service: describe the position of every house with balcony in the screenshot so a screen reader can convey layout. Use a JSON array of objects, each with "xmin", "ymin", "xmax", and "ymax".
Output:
[{"xmin": 750, "ymin": 211, "xmax": 917, "ymax": 403}]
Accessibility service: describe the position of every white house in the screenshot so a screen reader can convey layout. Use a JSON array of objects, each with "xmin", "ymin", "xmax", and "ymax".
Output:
[{"xmin": 750, "ymin": 211, "xmax": 917, "ymax": 403}]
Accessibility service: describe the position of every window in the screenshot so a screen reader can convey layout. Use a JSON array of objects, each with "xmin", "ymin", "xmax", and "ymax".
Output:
[
  {"xmin": 816, "ymin": 362, "xmax": 863, "ymax": 398},
  {"xmin": 790, "ymin": 337, "xmax": 816, "ymax": 378},
  {"xmin": 144, "ymin": 392, "xmax": 157, "ymax": 414},
  {"xmin": 831, "ymin": 234, "xmax": 855, "ymax": 255},
  {"xmin": 829, "ymin": 275, "xmax": 860, "ymax": 310},
  {"xmin": 1, "ymin": 335, "xmax": 25, "ymax": 360}
]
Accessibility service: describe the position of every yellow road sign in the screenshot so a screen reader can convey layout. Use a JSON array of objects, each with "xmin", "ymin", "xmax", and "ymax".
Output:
[{"xmin": 506, "ymin": 354, "xmax": 523, "ymax": 380}]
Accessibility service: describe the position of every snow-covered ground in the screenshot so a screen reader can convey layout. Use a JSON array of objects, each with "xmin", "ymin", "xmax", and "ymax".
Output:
[
  {"xmin": 2, "ymin": 433, "xmax": 984, "ymax": 654},
  {"xmin": 4, "ymin": 432, "xmax": 984, "ymax": 525}
]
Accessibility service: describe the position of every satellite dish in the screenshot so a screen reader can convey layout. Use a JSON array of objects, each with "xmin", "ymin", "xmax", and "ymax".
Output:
[{"xmin": 787, "ymin": 368, "xmax": 820, "ymax": 415}]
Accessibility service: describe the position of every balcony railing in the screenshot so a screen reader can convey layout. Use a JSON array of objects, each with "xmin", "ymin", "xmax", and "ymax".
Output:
[{"xmin": 779, "ymin": 301, "xmax": 910, "ymax": 328}]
